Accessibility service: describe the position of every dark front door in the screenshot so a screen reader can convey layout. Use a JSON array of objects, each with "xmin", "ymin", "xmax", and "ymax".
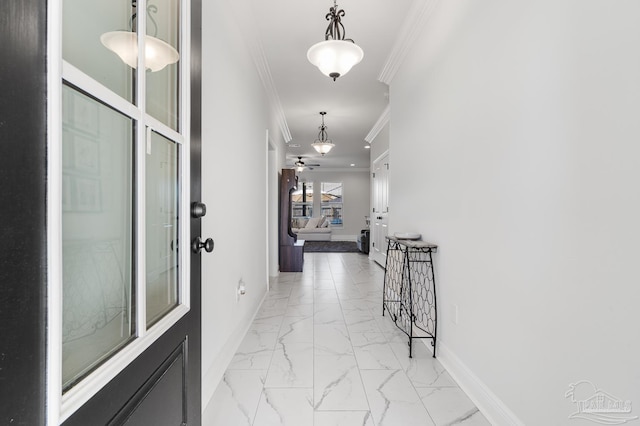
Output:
[
  {"xmin": 62, "ymin": 0, "xmax": 205, "ymax": 423},
  {"xmin": 0, "ymin": 0, "xmax": 49, "ymax": 424},
  {"xmin": 0, "ymin": 0, "xmax": 204, "ymax": 424}
]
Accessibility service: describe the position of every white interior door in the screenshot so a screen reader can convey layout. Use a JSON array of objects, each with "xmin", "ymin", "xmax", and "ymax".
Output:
[{"xmin": 371, "ymin": 152, "xmax": 389, "ymax": 266}]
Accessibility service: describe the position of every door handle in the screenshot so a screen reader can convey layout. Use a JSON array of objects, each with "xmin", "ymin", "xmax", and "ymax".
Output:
[
  {"xmin": 192, "ymin": 237, "xmax": 214, "ymax": 254},
  {"xmin": 191, "ymin": 202, "xmax": 207, "ymax": 218}
]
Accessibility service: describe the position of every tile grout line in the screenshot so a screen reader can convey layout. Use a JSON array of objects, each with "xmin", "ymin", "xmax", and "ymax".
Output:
[
  {"xmin": 252, "ymin": 279, "xmax": 284, "ymax": 426},
  {"xmin": 334, "ymin": 253, "xmax": 376, "ymax": 423}
]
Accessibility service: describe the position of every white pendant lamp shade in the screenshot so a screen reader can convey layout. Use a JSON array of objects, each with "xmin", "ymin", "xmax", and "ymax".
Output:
[
  {"xmin": 100, "ymin": 31, "xmax": 179, "ymax": 72},
  {"xmin": 307, "ymin": 40, "xmax": 364, "ymax": 81},
  {"xmin": 312, "ymin": 140, "xmax": 335, "ymax": 155}
]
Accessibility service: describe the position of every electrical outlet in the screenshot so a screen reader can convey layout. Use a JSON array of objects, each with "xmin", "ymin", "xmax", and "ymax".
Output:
[
  {"xmin": 236, "ymin": 279, "xmax": 246, "ymax": 304},
  {"xmin": 452, "ymin": 304, "xmax": 459, "ymax": 325}
]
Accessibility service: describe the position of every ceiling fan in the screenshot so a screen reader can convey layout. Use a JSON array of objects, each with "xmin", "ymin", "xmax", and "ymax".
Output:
[{"xmin": 292, "ymin": 156, "xmax": 320, "ymax": 170}]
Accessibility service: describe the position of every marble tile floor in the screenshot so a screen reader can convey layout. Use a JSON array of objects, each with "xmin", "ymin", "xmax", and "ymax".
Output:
[{"xmin": 203, "ymin": 252, "xmax": 490, "ymax": 426}]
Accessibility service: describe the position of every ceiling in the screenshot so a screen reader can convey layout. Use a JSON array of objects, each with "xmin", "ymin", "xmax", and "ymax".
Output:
[{"xmin": 248, "ymin": 0, "xmax": 413, "ymax": 170}]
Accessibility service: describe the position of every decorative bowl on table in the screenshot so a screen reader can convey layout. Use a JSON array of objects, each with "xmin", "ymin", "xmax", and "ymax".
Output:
[{"xmin": 394, "ymin": 232, "xmax": 421, "ymax": 240}]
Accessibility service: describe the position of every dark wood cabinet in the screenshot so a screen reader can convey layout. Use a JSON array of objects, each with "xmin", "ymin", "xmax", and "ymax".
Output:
[{"xmin": 279, "ymin": 169, "xmax": 304, "ymax": 272}]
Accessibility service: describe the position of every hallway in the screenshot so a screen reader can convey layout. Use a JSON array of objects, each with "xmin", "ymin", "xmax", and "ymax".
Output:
[{"xmin": 203, "ymin": 252, "xmax": 489, "ymax": 425}]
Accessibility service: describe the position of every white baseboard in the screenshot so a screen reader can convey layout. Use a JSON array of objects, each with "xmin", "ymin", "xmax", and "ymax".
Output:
[
  {"xmin": 201, "ymin": 289, "xmax": 269, "ymax": 412},
  {"xmin": 331, "ymin": 235, "xmax": 357, "ymax": 242},
  {"xmin": 421, "ymin": 340, "xmax": 525, "ymax": 426}
]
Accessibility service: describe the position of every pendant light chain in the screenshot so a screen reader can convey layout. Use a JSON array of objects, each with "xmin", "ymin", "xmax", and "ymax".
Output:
[
  {"xmin": 129, "ymin": 1, "xmax": 159, "ymax": 37},
  {"xmin": 325, "ymin": 1, "xmax": 353, "ymax": 43},
  {"xmin": 318, "ymin": 112, "xmax": 329, "ymax": 141}
]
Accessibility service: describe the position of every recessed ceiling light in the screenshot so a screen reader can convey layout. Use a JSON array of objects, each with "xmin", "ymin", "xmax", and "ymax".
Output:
[
  {"xmin": 364, "ymin": 145, "xmax": 370, "ymax": 149},
  {"xmin": 350, "ymin": 163, "xmax": 355, "ymax": 167},
  {"xmin": 288, "ymin": 143, "xmax": 301, "ymax": 148}
]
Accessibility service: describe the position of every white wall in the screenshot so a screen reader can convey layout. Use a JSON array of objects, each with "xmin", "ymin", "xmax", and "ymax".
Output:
[
  {"xmin": 296, "ymin": 169, "xmax": 371, "ymax": 240},
  {"xmin": 200, "ymin": 0, "xmax": 286, "ymax": 409},
  {"xmin": 390, "ymin": 1, "xmax": 640, "ymax": 424}
]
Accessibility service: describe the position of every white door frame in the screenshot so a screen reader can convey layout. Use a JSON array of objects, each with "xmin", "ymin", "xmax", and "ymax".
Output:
[{"xmin": 371, "ymin": 151, "xmax": 389, "ymax": 266}]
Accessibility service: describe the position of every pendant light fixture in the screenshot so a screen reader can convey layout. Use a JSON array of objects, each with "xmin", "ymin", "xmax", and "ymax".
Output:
[
  {"xmin": 101, "ymin": 1, "xmax": 179, "ymax": 72},
  {"xmin": 307, "ymin": 1, "xmax": 364, "ymax": 81},
  {"xmin": 311, "ymin": 112, "xmax": 335, "ymax": 155}
]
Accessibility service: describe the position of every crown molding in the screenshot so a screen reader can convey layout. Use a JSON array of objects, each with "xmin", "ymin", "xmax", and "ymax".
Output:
[
  {"xmin": 365, "ymin": 105, "xmax": 390, "ymax": 143},
  {"xmin": 250, "ymin": 44, "xmax": 292, "ymax": 142},
  {"xmin": 228, "ymin": 0, "xmax": 292, "ymax": 142},
  {"xmin": 378, "ymin": 0, "xmax": 440, "ymax": 85}
]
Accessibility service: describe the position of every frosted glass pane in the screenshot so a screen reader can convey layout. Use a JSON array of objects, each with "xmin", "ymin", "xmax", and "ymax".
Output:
[
  {"xmin": 146, "ymin": 0, "xmax": 180, "ymax": 130},
  {"xmin": 146, "ymin": 131, "xmax": 179, "ymax": 326},
  {"xmin": 63, "ymin": 0, "xmax": 134, "ymax": 102},
  {"xmin": 61, "ymin": 86, "xmax": 134, "ymax": 390}
]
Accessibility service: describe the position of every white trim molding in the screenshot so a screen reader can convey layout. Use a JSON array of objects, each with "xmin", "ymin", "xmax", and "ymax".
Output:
[
  {"xmin": 365, "ymin": 105, "xmax": 390, "ymax": 143},
  {"xmin": 225, "ymin": 0, "xmax": 292, "ymax": 143},
  {"xmin": 250, "ymin": 43, "xmax": 292, "ymax": 142},
  {"xmin": 378, "ymin": 0, "xmax": 441, "ymax": 85},
  {"xmin": 331, "ymin": 235, "xmax": 358, "ymax": 242},
  {"xmin": 202, "ymin": 289, "xmax": 269, "ymax": 410},
  {"xmin": 422, "ymin": 341, "xmax": 525, "ymax": 426}
]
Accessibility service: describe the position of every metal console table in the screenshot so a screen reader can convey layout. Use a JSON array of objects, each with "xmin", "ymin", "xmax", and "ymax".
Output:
[{"xmin": 382, "ymin": 236, "xmax": 438, "ymax": 358}]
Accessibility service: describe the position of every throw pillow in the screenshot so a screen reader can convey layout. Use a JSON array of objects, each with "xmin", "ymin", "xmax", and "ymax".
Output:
[
  {"xmin": 305, "ymin": 217, "xmax": 321, "ymax": 228},
  {"xmin": 317, "ymin": 215, "xmax": 326, "ymax": 227},
  {"xmin": 320, "ymin": 219, "xmax": 329, "ymax": 228}
]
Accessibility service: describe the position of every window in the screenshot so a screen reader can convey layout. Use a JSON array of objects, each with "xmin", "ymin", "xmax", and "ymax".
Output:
[
  {"xmin": 292, "ymin": 181, "xmax": 314, "ymax": 218},
  {"xmin": 61, "ymin": 87, "xmax": 135, "ymax": 390},
  {"xmin": 321, "ymin": 182, "xmax": 343, "ymax": 227}
]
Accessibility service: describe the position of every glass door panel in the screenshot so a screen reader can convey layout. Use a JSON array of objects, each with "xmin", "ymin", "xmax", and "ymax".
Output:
[
  {"xmin": 146, "ymin": 0, "xmax": 180, "ymax": 130},
  {"xmin": 146, "ymin": 130, "xmax": 180, "ymax": 326},
  {"xmin": 63, "ymin": 0, "xmax": 135, "ymax": 102},
  {"xmin": 61, "ymin": 85, "xmax": 135, "ymax": 390}
]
